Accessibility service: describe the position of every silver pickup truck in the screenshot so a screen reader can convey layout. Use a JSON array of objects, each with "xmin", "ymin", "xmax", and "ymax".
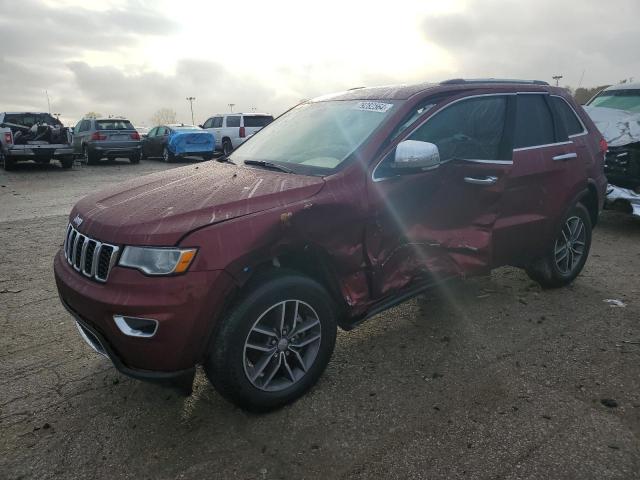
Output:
[{"xmin": 0, "ymin": 112, "xmax": 74, "ymax": 171}]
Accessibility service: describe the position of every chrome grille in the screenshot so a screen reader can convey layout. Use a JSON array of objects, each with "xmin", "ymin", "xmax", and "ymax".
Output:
[{"xmin": 63, "ymin": 224, "xmax": 120, "ymax": 282}]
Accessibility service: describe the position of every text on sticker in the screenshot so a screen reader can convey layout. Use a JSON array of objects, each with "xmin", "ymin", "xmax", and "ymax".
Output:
[{"xmin": 355, "ymin": 102, "xmax": 393, "ymax": 113}]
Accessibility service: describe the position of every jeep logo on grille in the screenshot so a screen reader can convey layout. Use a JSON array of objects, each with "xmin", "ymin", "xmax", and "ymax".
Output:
[{"xmin": 72, "ymin": 214, "xmax": 83, "ymax": 227}]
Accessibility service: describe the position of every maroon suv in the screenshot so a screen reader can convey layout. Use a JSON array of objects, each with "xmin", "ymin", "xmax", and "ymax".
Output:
[{"xmin": 54, "ymin": 79, "xmax": 607, "ymax": 411}]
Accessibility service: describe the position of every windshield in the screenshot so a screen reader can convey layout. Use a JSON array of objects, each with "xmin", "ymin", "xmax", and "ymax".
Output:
[
  {"xmin": 230, "ymin": 100, "xmax": 397, "ymax": 173},
  {"xmin": 588, "ymin": 89, "xmax": 640, "ymax": 113}
]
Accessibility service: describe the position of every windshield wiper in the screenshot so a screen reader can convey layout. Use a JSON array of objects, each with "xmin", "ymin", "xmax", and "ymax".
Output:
[{"xmin": 243, "ymin": 159, "xmax": 293, "ymax": 173}]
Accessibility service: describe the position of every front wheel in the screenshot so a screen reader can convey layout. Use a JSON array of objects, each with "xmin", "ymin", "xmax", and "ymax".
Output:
[
  {"xmin": 205, "ymin": 272, "xmax": 337, "ymax": 412},
  {"xmin": 525, "ymin": 203, "xmax": 592, "ymax": 288}
]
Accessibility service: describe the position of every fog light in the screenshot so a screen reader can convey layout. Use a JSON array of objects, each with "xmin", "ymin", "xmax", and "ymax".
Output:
[{"xmin": 113, "ymin": 315, "xmax": 158, "ymax": 338}]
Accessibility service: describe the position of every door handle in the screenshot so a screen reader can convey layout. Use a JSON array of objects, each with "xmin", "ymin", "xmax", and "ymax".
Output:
[
  {"xmin": 464, "ymin": 176, "xmax": 498, "ymax": 185},
  {"xmin": 552, "ymin": 153, "xmax": 577, "ymax": 161}
]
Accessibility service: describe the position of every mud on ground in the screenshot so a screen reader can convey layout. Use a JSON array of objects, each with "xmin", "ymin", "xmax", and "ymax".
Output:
[{"xmin": 1, "ymin": 159, "xmax": 639, "ymax": 479}]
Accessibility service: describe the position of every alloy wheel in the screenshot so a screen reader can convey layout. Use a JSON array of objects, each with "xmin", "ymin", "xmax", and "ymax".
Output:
[
  {"xmin": 554, "ymin": 215, "xmax": 586, "ymax": 275},
  {"xmin": 243, "ymin": 300, "xmax": 322, "ymax": 392}
]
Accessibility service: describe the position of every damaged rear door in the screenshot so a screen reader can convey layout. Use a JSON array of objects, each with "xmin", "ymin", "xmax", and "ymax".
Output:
[{"xmin": 366, "ymin": 94, "xmax": 514, "ymax": 298}]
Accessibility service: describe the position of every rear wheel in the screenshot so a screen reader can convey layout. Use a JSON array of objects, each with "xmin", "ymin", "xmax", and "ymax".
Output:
[
  {"xmin": 2, "ymin": 154, "xmax": 16, "ymax": 171},
  {"xmin": 205, "ymin": 272, "xmax": 337, "ymax": 412},
  {"xmin": 162, "ymin": 147, "xmax": 175, "ymax": 163},
  {"xmin": 129, "ymin": 153, "xmax": 141, "ymax": 164},
  {"xmin": 83, "ymin": 145, "xmax": 99, "ymax": 165},
  {"xmin": 525, "ymin": 203, "xmax": 592, "ymax": 288},
  {"xmin": 222, "ymin": 139, "xmax": 233, "ymax": 156},
  {"xmin": 60, "ymin": 156, "xmax": 74, "ymax": 169}
]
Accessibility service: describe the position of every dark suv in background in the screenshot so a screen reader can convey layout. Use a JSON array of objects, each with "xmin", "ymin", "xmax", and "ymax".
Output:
[
  {"xmin": 72, "ymin": 117, "xmax": 142, "ymax": 164},
  {"xmin": 55, "ymin": 79, "xmax": 607, "ymax": 411}
]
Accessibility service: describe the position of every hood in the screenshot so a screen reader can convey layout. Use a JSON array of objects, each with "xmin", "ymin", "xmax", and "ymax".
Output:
[
  {"xmin": 583, "ymin": 105, "xmax": 640, "ymax": 147},
  {"xmin": 71, "ymin": 162, "xmax": 325, "ymax": 245}
]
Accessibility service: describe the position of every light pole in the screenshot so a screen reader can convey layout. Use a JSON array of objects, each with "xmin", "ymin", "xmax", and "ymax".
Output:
[
  {"xmin": 552, "ymin": 75, "xmax": 563, "ymax": 87},
  {"xmin": 186, "ymin": 96, "xmax": 196, "ymax": 125},
  {"xmin": 228, "ymin": 103, "xmax": 235, "ymax": 113}
]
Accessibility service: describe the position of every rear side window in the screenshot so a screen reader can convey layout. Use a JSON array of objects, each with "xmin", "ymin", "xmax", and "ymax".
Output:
[
  {"xmin": 550, "ymin": 97, "xmax": 584, "ymax": 136},
  {"xmin": 408, "ymin": 96, "xmax": 508, "ymax": 161},
  {"xmin": 514, "ymin": 95, "xmax": 555, "ymax": 148},
  {"xmin": 226, "ymin": 116, "xmax": 241, "ymax": 127},
  {"xmin": 243, "ymin": 115, "xmax": 273, "ymax": 127},
  {"xmin": 96, "ymin": 120, "xmax": 135, "ymax": 130}
]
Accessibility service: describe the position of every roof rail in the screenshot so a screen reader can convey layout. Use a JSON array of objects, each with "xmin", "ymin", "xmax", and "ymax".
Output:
[{"xmin": 440, "ymin": 78, "xmax": 550, "ymax": 86}]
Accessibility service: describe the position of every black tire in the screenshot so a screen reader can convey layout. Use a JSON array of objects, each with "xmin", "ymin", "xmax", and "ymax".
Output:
[
  {"xmin": 205, "ymin": 271, "xmax": 337, "ymax": 412},
  {"xmin": 3, "ymin": 154, "xmax": 16, "ymax": 171},
  {"xmin": 222, "ymin": 139, "xmax": 233, "ymax": 156},
  {"xmin": 162, "ymin": 147, "xmax": 175, "ymax": 163},
  {"xmin": 525, "ymin": 203, "xmax": 592, "ymax": 288},
  {"xmin": 60, "ymin": 156, "xmax": 74, "ymax": 169},
  {"xmin": 84, "ymin": 145, "xmax": 99, "ymax": 165},
  {"xmin": 202, "ymin": 153, "xmax": 214, "ymax": 161},
  {"xmin": 129, "ymin": 153, "xmax": 141, "ymax": 164}
]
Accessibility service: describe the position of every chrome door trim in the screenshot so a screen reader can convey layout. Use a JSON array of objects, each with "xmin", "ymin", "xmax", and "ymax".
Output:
[{"xmin": 552, "ymin": 153, "xmax": 578, "ymax": 161}]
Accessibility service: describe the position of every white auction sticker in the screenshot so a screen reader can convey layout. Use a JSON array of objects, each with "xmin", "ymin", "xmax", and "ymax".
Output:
[{"xmin": 355, "ymin": 101, "xmax": 393, "ymax": 113}]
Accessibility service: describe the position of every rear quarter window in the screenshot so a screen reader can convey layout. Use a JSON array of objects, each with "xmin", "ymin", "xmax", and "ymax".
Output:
[
  {"xmin": 514, "ymin": 95, "xmax": 556, "ymax": 148},
  {"xmin": 226, "ymin": 116, "xmax": 241, "ymax": 127},
  {"xmin": 550, "ymin": 97, "xmax": 585, "ymax": 136},
  {"xmin": 243, "ymin": 115, "xmax": 273, "ymax": 127}
]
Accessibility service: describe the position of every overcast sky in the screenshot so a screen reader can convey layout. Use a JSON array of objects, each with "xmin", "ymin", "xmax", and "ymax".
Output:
[{"xmin": 1, "ymin": 0, "xmax": 638, "ymax": 126}]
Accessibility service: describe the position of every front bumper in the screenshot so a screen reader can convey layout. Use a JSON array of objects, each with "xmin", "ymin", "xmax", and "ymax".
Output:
[
  {"xmin": 606, "ymin": 185, "xmax": 640, "ymax": 218},
  {"xmin": 54, "ymin": 250, "xmax": 236, "ymax": 376}
]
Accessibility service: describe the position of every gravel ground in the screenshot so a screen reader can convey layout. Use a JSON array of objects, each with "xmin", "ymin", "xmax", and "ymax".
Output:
[{"xmin": 1, "ymin": 159, "xmax": 639, "ymax": 479}]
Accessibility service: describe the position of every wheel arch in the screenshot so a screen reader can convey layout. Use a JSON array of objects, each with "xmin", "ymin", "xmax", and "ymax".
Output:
[
  {"xmin": 579, "ymin": 180, "xmax": 600, "ymax": 228},
  {"xmin": 227, "ymin": 244, "xmax": 348, "ymax": 322}
]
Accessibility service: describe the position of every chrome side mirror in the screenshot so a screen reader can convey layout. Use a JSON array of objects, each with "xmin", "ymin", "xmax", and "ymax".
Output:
[{"xmin": 392, "ymin": 140, "xmax": 440, "ymax": 170}]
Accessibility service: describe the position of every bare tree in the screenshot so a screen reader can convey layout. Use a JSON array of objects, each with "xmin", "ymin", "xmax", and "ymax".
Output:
[
  {"xmin": 83, "ymin": 111, "xmax": 101, "ymax": 119},
  {"xmin": 151, "ymin": 108, "xmax": 177, "ymax": 125}
]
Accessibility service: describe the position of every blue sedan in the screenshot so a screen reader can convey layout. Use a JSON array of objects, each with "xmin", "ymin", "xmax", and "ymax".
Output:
[{"xmin": 141, "ymin": 124, "xmax": 216, "ymax": 162}]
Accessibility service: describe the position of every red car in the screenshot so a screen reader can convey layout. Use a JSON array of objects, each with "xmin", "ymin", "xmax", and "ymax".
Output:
[{"xmin": 55, "ymin": 79, "xmax": 607, "ymax": 411}]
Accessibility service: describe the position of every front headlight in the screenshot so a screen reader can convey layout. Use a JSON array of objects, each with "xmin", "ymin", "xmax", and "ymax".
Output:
[{"xmin": 118, "ymin": 247, "xmax": 197, "ymax": 275}]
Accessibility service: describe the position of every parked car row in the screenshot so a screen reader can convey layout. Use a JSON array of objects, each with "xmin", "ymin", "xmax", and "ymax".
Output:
[
  {"xmin": 55, "ymin": 78, "xmax": 610, "ymax": 411},
  {"xmin": 0, "ymin": 111, "xmax": 273, "ymax": 170}
]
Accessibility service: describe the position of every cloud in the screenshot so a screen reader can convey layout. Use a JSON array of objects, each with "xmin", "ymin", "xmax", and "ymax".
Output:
[
  {"xmin": 64, "ymin": 59, "xmax": 294, "ymax": 125},
  {"xmin": 422, "ymin": 0, "xmax": 640, "ymax": 86}
]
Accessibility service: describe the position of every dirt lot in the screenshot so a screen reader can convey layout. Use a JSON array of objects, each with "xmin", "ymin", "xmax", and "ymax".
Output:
[{"xmin": 1, "ymin": 159, "xmax": 639, "ymax": 479}]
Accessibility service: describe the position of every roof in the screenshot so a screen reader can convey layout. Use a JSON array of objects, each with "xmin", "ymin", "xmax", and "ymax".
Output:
[
  {"xmin": 93, "ymin": 117, "xmax": 130, "ymax": 121},
  {"xmin": 2, "ymin": 112, "xmax": 51, "ymax": 115},
  {"xmin": 312, "ymin": 78, "xmax": 554, "ymax": 102},
  {"xmin": 602, "ymin": 83, "xmax": 640, "ymax": 91},
  {"xmin": 207, "ymin": 112, "xmax": 272, "ymax": 117}
]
